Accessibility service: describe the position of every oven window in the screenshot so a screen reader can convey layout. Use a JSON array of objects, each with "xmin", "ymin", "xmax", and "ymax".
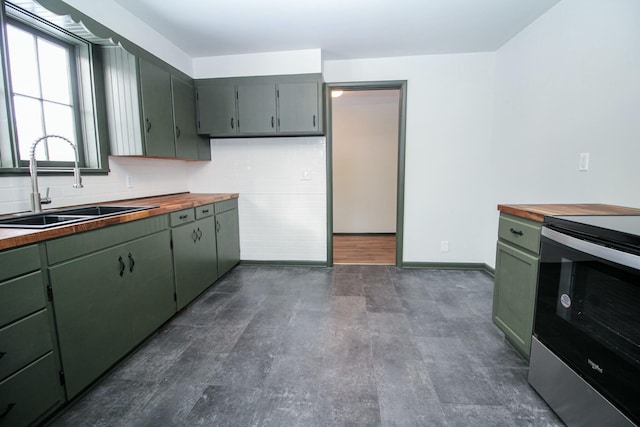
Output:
[{"xmin": 557, "ymin": 259, "xmax": 640, "ymax": 366}]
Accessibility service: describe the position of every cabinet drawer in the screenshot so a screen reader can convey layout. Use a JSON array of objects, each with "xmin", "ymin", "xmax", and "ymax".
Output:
[
  {"xmin": 195, "ymin": 204, "xmax": 214, "ymax": 219},
  {"xmin": 498, "ymin": 214, "xmax": 542, "ymax": 254},
  {"xmin": 214, "ymin": 198, "xmax": 238, "ymax": 214},
  {"xmin": 170, "ymin": 209, "xmax": 195, "ymax": 226},
  {"xmin": 0, "ymin": 352, "xmax": 61, "ymax": 427},
  {"xmin": 0, "ymin": 271, "xmax": 45, "ymax": 328},
  {"xmin": 0, "ymin": 310, "xmax": 53, "ymax": 381},
  {"xmin": 0, "ymin": 245, "xmax": 40, "ymax": 282}
]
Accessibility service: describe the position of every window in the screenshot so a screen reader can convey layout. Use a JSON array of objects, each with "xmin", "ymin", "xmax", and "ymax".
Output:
[
  {"xmin": 6, "ymin": 20, "xmax": 80, "ymax": 163},
  {"xmin": 0, "ymin": 1, "xmax": 108, "ymax": 171}
]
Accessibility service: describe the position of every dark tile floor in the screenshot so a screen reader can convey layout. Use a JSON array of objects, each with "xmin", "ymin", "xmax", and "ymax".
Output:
[{"xmin": 49, "ymin": 265, "xmax": 564, "ymax": 427}]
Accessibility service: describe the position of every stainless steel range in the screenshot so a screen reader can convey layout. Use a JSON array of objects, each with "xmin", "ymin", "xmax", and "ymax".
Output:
[{"xmin": 530, "ymin": 215, "xmax": 640, "ymax": 427}]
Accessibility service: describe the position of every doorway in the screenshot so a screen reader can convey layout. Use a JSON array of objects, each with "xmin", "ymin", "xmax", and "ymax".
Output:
[{"xmin": 326, "ymin": 82, "xmax": 407, "ymax": 266}]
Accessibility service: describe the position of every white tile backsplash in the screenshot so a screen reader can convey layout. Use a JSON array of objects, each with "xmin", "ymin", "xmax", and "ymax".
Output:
[
  {"xmin": 0, "ymin": 156, "xmax": 189, "ymax": 215},
  {"xmin": 188, "ymin": 137, "xmax": 327, "ymax": 262}
]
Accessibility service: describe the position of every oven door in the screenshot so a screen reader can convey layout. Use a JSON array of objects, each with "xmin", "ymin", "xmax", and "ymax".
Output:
[{"xmin": 536, "ymin": 226, "xmax": 640, "ymax": 425}]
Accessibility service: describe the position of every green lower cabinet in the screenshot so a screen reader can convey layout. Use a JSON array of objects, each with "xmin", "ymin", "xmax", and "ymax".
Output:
[
  {"xmin": 0, "ymin": 352, "xmax": 61, "ymax": 427},
  {"xmin": 49, "ymin": 243, "xmax": 134, "ymax": 399},
  {"xmin": 173, "ymin": 215, "xmax": 218, "ymax": 310},
  {"xmin": 49, "ymin": 230, "xmax": 175, "ymax": 399},
  {"xmin": 125, "ymin": 232, "xmax": 176, "ymax": 343},
  {"xmin": 492, "ymin": 240, "xmax": 539, "ymax": 359},
  {"xmin": 215, "ymin": 208, "xmax": 240, "ymax": 277}
]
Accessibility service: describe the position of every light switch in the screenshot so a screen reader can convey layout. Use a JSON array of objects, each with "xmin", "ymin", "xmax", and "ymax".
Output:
[
  {"xmin": 126, "ymin": 175, "xmax": 134, "ymax": 188},
  {"xmin": 579, "ymin": 153, "xmax": 589, "ymax": 171}
]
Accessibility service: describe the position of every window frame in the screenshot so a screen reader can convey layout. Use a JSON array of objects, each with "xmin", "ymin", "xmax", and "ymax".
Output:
[
  {"xmin": 0, "ymin": 0, "xmax": 110, "ymax": 174},
  {"xmin": 6, "ymin": 16, "xmax": 85, "ymax": 168}
]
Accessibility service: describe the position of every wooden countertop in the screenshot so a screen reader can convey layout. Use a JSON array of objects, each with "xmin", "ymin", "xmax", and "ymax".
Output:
[
  {"xmin": 0, "ymin": 192, "xmax": 238, "ymax": 251},
  {"xmin": 498, "ymin": 203, "xmax": 640, "ymax": 222}
]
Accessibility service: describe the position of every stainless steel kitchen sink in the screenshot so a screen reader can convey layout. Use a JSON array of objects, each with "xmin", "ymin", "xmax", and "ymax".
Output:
[
  {"xmin": 52, "ymin": 205, "xmax": 155, "ymax": 217},
  {"xmin": 0, "ymin": 205, "xmax": 157, "ymax": 229}
]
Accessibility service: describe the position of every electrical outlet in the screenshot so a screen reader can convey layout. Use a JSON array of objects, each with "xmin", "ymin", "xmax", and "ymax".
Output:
[
  {"xmin": 302, "ymin": 170, "xmax": 311, "ymax": 181},
  {"xmin": 126, "ymin": 175, "xmax": 134, "ymax": 188},
  {"xmin": 440, "ymin": 240, "xmax": 449, "ymax": 253},
  {"xmin": 579, "ymin": 153, "xmax": 590, "ymax": 171}
]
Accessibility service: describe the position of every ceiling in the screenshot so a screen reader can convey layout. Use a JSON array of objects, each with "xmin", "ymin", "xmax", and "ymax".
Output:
[{"xmin": 112, "ymin": 0, "xmax": 561, "ymax": 60}]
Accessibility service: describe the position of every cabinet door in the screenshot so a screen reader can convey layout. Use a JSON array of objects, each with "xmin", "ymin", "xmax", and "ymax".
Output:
[
  {"xmin": 139, "ymin": 58, "xmax": 175, "ymax": 158},
  {"xmin": 49, "ymin": 244, "xmax": 132, "ymax": 399},
  {"xmin": 172, "ymin": 223, "xmax": 201, "ymax": 310},
  {"xmin": 126, "ymin": 231, "xmax": 175, "ymax": 342},
  {"xmin": 492, "ymin": 241, "xmax": 539, "ymax": 359},
  {"xmin": 172, "ymin": 76, "xmax": 200, "ymax": 160},
  {"xmin": 237, "ymin": 83, "xmax": 277, "ymax": 135},
  {"xmin": 216, "ymin": 209, "xmax": 240, "ymax": 277},
  {"xmin": 277, "ymin": 82, "xmax": 320, "ymax": 133},
  {"xmin": 196, "ymin": 85, "xmax": 237, "ymax": 136},
  {"xmin": 196, "ymin": 216, "xmax": 219, "ymax": 287}
]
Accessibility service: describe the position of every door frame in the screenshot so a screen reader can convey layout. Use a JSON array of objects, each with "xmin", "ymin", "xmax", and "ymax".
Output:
[{"xmin": 325, "ymin": 81, "xmax": 408, "ymax": 267}]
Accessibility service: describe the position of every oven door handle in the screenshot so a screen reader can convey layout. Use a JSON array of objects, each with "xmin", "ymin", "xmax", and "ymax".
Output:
[{"xmin": 542, "ymin": 226, "xmax": 640, "ymax": 270}]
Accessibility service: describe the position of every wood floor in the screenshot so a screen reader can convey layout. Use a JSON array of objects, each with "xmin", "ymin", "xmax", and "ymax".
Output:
[{"xmin": 333, "ymin": 234, "xmax": 396, "ymax": 265}]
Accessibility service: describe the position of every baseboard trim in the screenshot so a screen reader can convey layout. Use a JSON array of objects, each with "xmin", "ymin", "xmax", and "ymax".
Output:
[
  {"xmin": 240, "ymin": 260, "xmax": 328, "ymax": 268},
  {"xmin": 239, "ymin": 260, "xmax": 495, "ymax": 274},
  {"xmin": 402, "ymin": 262, "xmax": 495, "ymax": 276}
]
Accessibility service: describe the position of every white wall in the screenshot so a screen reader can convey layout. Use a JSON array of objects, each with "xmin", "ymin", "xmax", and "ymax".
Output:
[
  {"xmin": 188, "ymin": 138, "xmax": 326, "ymax": 262},
  {"xmin": 332, "ymin": 90, "xmax": 399, "ymax": 233},
  {"xmin": 193, "ymin": 49, "xmax": 322, "ymax": 79},
  {"xmin": 488, "ymin": 0, "xmax": 640, "ymax": 265},
  {"xmin": 0, "ymin": 157, "xmax": 189, "ymax": 215},
  {"xmin": 324, "ymin": 53, "xmax": 496, "ymax": 265}
]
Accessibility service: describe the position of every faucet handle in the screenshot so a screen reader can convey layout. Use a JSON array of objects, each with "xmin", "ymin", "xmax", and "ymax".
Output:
[{"xmin": 41, "ymin": 187, "xmax": 52, "ymax": 205}]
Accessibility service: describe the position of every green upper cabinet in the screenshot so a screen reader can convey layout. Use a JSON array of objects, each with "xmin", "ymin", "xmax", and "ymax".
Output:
[
  {"xmin": 139, "ymin": 58, "xmax": 175, "ymax": 158},
  {"xmin": 195, "ymin": 74, "xmax": 324, "ymax": 138},
  {"xmin": 172, "ymin": 76, "xmax": 210, "ymax": 160},
  {"xmin": 237, "ymin": 83, "xmax": 277, "ymax": 135},
  {"xmin": 277, "ymin": 82, "xmax": 320, "ymax": 134},
  {"xmin": 102, "ymin": 47, "xmax": 210, "ymax": 160},
  {"xmin": 196, "ymin": 85, "xmax": 238, "ymax": 136}
]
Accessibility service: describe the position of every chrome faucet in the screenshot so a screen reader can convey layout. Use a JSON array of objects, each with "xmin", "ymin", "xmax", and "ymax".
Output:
[{"xmin": 29, "ymin": 135, "xmax": 83, "ymax": 213}]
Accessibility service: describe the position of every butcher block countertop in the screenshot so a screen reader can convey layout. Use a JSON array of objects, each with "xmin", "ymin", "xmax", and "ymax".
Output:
[
  {"xmin": 498, "ymin": 203, "xmax": 640, "ymax": 223},
  {"xmin": 0, "ymin": 192, "xmax": 238, "ymax": 251}
]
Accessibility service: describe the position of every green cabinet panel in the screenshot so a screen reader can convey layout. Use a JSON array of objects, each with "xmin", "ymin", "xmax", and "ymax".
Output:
[
  {"xmin": 195, "ymin": 74, "xmax": 324, "ymax": 137},
  {"xmin": 170, "ymin": 209, "xmax": 195, "ymax": 227},
  {"xmin": 0, "ymin": 271, "xmax": 45, "ymax": 327},
  {"xmin": 493, "ymin": 240, "xmax": 539, "ymax": 359},
  {"xmin": 139, "ymin": 57, "xmax": 176, "ymax": 158},
  {"xmin": 237, "ymin": 83, "xmax": 277, "ymax": 135},
  {"xmin": 215, "ymin": 208, "xmax": 240, "ymax": 277},
  {"xmin": 277, "ymin": 82, "xmax": 320, "ymax": 133},
  {"xmin": 196, "ymin": 85, "xmax": 237, "ymax": 136},
  {"xmin": 0, "ymin": 310, "xmax": 52, "ymax": 381},
  {"xmin": 195, "ymin": 204, "xmax": 214, "ymax": 219},
  {"xmin": 46, "ymin": 215, "xmax": 169, "ymax": 264},
  {"xmin": 0, "ymin": 244, "xmax": 40, "ymax": 282},
  {"xmin": 173, "ymin": 76, "xmax": 210, "ymax": 160},
  {"xmin": 172, "ymin": 215, "xmax": 218, "ymax": 310},
  {"xmin": 126, "ymin": 231, "xmax": 176, "ymax": 343},
  {"xmin": 214, "ymin": 197, "xmax": 238, "ymax": 214},
  {"xmin": 50, "ymin": 243, "xmax": 133, "ymax": 399},
  {"xmin": 172, "ymin": 222, "xmax": 201, "ymax": 310},
  {"xmin": 195, "ymin": 216, "xmax": 218, "ymax": 290},
  {"xmin": 0, "ymin": 353, "xmax": 62, "ymax": 427},
  {"xmin": 49, "ymin": 226, "xmax": 175, "ymax": 399},
  {"xmin": 497, "ymin": 214, "xmax": 542, "ymax": 254}
]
